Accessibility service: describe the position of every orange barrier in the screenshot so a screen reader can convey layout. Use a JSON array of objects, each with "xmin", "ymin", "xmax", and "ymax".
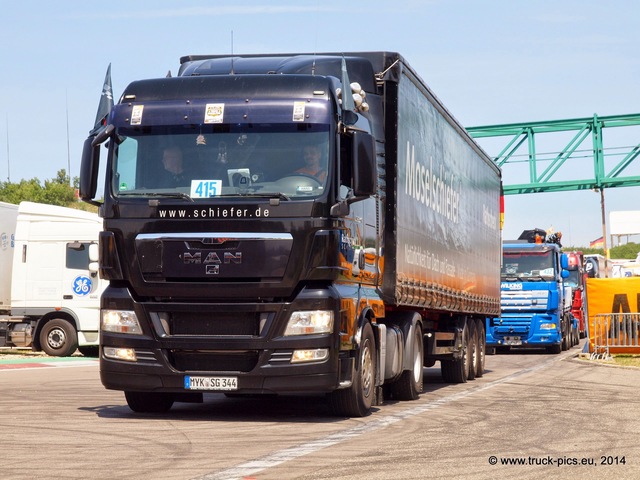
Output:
[{"xmin": 586, "ymin": 277, "xmax": 640, "ymax": 354}]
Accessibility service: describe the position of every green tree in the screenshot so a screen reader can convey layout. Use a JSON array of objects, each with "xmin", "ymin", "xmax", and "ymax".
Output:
[
  {"xmin": 0, "ymin": 169, "xmax": 97, "ymax": 213},
  {"xmin": 610, "ymin": 242, "xmax": 640, "ymax": 260}
]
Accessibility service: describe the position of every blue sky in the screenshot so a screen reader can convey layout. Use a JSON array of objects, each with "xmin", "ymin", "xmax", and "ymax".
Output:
[{"xmin": 1, "ymin": 1, "xmax": 639, "ymax": 247}]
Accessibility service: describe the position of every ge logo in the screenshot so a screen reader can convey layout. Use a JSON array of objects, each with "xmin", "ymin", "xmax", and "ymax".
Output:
[{"xmin": 73, "ymin": 275, "xmax": 93, "ymax": 296}]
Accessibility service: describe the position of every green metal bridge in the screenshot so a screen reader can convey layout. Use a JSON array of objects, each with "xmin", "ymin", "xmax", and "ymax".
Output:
[{"xmin": 467, "ymin": 113, "xmax": 640, "ymax": 195}]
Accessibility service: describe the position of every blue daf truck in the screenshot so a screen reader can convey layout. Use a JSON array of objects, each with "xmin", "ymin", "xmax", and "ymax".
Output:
[{"xmin": 487, "ymin": 230, "xmax": 572, "ymax": 354}]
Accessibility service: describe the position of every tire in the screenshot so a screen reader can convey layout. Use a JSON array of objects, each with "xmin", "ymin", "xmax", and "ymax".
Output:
[
  {"xmin": 387, "ymin": 324, "xmax": 424, "ymax": 401},
  {"xmin": 124, "ymin": 391, "xmax": 175, "ymax": 413},
  {"xmin": 441, "ymin": 325, "xmax": 470, "ymax": 384},
  {"xmin": 78, "ymin": 346, "xmax": 99, "ymax": 357},
  {"xmin": 475, "ymin": 319, "xmax": 486, "ymax": 378},
  {"xmin": 329, "ymin": 322, "xmax": 376, "ymax": 417},
  {"xmin": 547, "ymin": 343, "xmax": 562, "ymax": 354},
  {"xmin": 39, "ymin": 318, "xmax": 78, "ymax": 357}
]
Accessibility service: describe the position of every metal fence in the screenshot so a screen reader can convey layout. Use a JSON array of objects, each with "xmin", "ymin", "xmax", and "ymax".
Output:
[{"xmin": 590, "ymin": 313, "xmax": 640, "ymax": 360}]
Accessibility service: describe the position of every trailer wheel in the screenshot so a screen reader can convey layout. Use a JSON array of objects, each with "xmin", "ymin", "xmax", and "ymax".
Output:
[
  {"xmin": 124, "ymin": 391, "xmax": 174, "ymax": 413},
  {"xmin": 441, "ymin": 326, "xmax": 470, "ymax": 384},
  {"xmin": 329, "ymin": 322, "xmax": 376, "ymax": 417},
  {"xmin": 474, "ymin": 319, "xmax": 486, "ymax": 378},
  {"xmin": 388, "ymin": 325, "xmax": 424, "ymax": 401},
  {"xmin": 39, "ymin": 318, "xmax": 78, "ymax": 357},
  {"xmin": 467, "ymin": 322, "xmax": 477, "ymax": 381}
]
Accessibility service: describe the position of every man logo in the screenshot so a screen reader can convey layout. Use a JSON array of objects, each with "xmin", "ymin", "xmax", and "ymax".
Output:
[
  {"xmin": 183, "ymin": 251, "xmax": 242, "ymax": 264},
  {"xmin": 183, "ymin": 251, "xmax": 242, "ymax": 274}
]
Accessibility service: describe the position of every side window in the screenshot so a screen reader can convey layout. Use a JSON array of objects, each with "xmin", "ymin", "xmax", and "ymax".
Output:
[
  {"xmin": 114, "ymin": 137, "xmax": 139, "ymax": 191},
  {"xmin": 66, "ymin": 243, "xmax": 90, "ymax": 270}
]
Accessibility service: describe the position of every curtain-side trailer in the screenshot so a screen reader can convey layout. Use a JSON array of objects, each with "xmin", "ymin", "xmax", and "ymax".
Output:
[{"xmin": 81, "ymin": 52, "xmax": 502, "ymax": 416}]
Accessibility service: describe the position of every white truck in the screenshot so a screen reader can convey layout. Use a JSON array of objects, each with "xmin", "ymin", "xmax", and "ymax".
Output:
[{"xmin": 0, "ymin": 201, "xmax": 104, "ymax": 356}]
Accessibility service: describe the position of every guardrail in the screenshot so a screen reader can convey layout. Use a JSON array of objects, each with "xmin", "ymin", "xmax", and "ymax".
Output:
[{"xmin": 590, "ymin": 313, "xmax": 640, "ymax": 360}]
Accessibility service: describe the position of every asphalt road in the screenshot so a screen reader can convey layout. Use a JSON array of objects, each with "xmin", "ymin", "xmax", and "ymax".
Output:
[{"xmin": 1, "ymin": 342, "xmax": 638, "ymax": 480}]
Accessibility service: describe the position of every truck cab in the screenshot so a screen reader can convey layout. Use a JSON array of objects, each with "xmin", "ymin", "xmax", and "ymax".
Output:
[{"xmin": 487, "ymin": 235, "xmax": 571, "ymax": 353}]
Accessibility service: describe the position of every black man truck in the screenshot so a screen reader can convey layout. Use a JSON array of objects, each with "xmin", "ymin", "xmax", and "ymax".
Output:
[{"xmin": 80, "ymin": 51, "xmax": 502, "ymax": 416}]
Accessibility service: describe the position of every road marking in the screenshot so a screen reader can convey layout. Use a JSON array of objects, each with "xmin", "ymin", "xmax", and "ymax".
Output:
[
  {"xmin": 194, "ymin": 353, "xmax": 568, "ymax": 480},
  {"xmin": 0, "ymin": 359, "xmax": 97, "ymax": 371}
]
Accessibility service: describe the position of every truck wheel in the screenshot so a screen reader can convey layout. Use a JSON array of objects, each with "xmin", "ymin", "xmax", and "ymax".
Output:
[
  {"xmin": 388, "ymin": 325, "xmax": 424, "ymax": 401},
  {"xmin": 78, "ymin": 346, "xmax": 99, "ymax": 357},
  {"xmin": 475, "ymin": 319, "xmax": 486, "ymax": 378},
  {"xmin": 329, "ymin": 322, "xmax": 376, "ymax": 417},
  {"xmin": 467, "ymin": 322, "xmax": 477, "ymax": 381},
  {"xmin": 441, "ymin": 326, "xmax": 470, "ymax": 384},
  {"xmin": 39, "ymin": 319, "xmax": 78, "ymax": 357},
  {"xmin": 124, "ymin": 391, "xmax": 175, "ymax": 413},
  {"xmin": 547, "ymin": 344, "xmax": 562, "ymax": 354}
]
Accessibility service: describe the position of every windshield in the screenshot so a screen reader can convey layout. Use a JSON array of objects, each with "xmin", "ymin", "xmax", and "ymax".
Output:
[
  {"xmin": 111, "ymin": 123, "xmax": 330, "ymax": 199},
  {"xmin": 502, "ymin": 251, "xmax": 555, "ymax": 279},
  {"xmin": 565, "ymin": 269, "xmax": 582, "ymax": 288}
]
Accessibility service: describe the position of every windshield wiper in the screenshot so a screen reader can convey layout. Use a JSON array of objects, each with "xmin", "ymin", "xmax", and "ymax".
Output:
[
  {"xmin": 501, "ymin": 274, "xmax": 547, "ymax": 282},
  {"xmin": 216, "ymin": 192, "xmax": 291, "ymax": 201},
  {"xmin": 119, "ymin": 192, "xmax": 194, "ymax": 202}
]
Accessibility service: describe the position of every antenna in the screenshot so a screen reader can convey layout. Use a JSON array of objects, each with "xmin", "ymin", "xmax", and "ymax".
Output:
[
  {"xmin": 311, "ymin": 0, "xmax": 319, "ymax": 75},
  {"xmin": 230, "ymin": 30, "xmax": 235, "ymax": 75},
  {"xmin": 5, "ymin": 114, "xmax": 9, "ymax": 182},
  {"xmin": 66, "ymin": 89, "xmax": 71, "ymax": 185}
]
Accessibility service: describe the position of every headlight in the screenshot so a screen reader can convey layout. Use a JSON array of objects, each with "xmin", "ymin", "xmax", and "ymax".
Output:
[
  {"xmin": 102, "ymin": 310, "xmax": 142, "ymax": 334},
  {"xmin": 284, "ymin": 310, "xmax": 333, "ymax": 336},
  {"xmin": 539, "ymin": 323, "xmax": 557, "ymax": 330}
]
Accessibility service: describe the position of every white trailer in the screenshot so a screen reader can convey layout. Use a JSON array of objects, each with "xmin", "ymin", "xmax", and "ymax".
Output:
[{"xmin": 0, "ymin": 201, "xmax": 104, "ymax": 356}]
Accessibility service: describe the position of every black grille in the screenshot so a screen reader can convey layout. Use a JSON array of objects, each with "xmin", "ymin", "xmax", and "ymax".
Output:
[
  {"xmin": 169, "ymin": 350, "xmax": 259, "ymax": 373},
  {"xmin": 169, "ymin": 312, "xmax": 259, "ymax": 336}
]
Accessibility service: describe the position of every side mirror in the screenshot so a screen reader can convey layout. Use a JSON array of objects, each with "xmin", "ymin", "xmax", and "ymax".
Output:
[
  {"xmin": 561, "ymin": 269, "xmax": 570, "ymax": 279},
  {"xmin": 80, "ymin": 124, "xmax": 114, "ymax": 206},
  {"xmin": 560, "ymin": 253, "xmax": 569, "ymax": 269},
  {"xmin": 88, "ymin": 243, "xmax": 99, "ymax": 262},
  {"xmin": 351, "ymin": 131, "xmax": 376, "ymax": 197},
  {"xmin": 79, "ymin": 136, "xmax": 100, "ymax": 205}
]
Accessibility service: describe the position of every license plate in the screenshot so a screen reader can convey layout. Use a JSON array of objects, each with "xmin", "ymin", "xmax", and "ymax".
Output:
[
  {"xmin": 184, "ymin": 375, "xmax": 238, "ymax": 391},
  {"xmin": 504, "ymin": 336, "xmax": 522, "ymax": 346}
]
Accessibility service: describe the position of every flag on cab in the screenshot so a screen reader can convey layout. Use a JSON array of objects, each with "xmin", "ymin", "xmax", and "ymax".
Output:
[{"xmin": 90, "ymin": 63, "xmax": 113, "ymax": 135}]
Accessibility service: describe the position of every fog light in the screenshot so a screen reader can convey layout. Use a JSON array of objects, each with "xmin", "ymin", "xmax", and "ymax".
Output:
[
  {"xmin": 291, "ymin": 348, "xmax": 329, "ymax": 363},
  {"xmin": 539, "ymin": 323, "xmax": 557, "ymax": 330},
  {"xmin": 103, "ymin": 347, "xmax": 137, "ymax": 362}
]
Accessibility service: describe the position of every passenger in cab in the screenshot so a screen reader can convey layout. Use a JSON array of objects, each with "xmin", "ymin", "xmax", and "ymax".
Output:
[{"xmin": 295, "ymin": 144, "xmax": 327, "ymax": 182}]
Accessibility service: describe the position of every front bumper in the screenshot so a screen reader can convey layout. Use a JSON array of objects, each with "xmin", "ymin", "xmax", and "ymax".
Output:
[{"xmin": 99, "ymin": 285, "xmax": 351, "ymax": 395}]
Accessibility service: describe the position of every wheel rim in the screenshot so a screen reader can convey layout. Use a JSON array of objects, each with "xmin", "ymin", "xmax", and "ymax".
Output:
[
  {"xmin": 412, "ymin": 332, "xmax": 422, "ymax": 383},
  {"xmin": 47, "ymin": 328, "xmax": 66, "ymax": 349},
  {"xmin": 361, "ymin": 341, "xmax": 373, "ymax": 397},
  {"xmin": 463, "ymin": 330, "xmax": 471, "ymax": 374},
  {"xmin": 471, "ymin": 338, "xmax": 478, "ymax": 371},
  {"xmin": 479, "ymin": 336, "xmax": 486, "ymax": 368}
]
